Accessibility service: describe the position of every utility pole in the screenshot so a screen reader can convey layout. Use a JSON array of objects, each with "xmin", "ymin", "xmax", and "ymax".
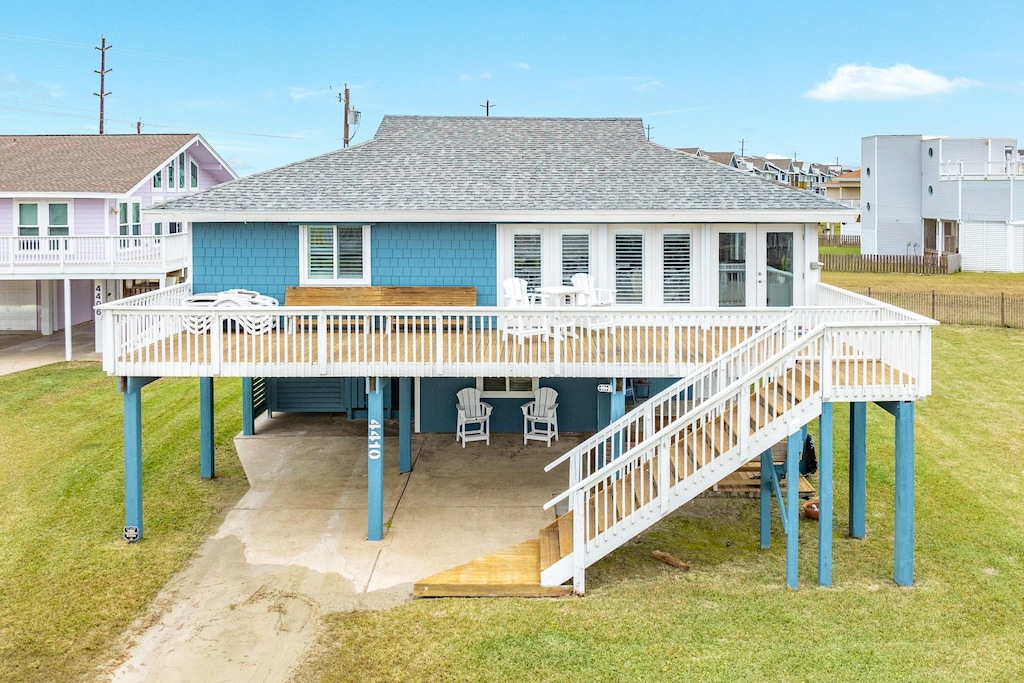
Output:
[
  {"xmin": 93, "ymin": 35, "xmax": 112, "ymax": 134},
  {"xmin": 739, "ymin": 138, "xmax": 746, "ymax": 156},
  {"xmin": 480, "ymin": 99, "xmax": 495, "ymax": 116},
  {"xmin": 645, "ymin": 124, "xmax": 653, "ymax": 141},
  {"xmin": 339, "ymin": 83, "xmax": 360, "ymax": 147},
  {"xmin": 136, "ymin": 119, "xmax": 142, "ymax": 134}
]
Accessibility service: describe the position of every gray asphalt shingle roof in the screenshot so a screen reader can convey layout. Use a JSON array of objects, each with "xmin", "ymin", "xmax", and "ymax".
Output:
[{"xmin": 158, "ymin": 116, "xmax": 847, "ymax": 214}]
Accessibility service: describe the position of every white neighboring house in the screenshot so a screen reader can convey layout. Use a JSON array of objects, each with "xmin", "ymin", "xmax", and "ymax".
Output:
[
  {"xmin": 0, "ymin": 134, "xmax": 236, "ymax": 356},
  {"xmin": 862, "ymin": 134, "xmax": 1024, "ymax": 271}
]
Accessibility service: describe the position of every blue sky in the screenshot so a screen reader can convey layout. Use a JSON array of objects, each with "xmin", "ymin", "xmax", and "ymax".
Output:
[{"xmin": 2, "ymin": 0, "xmax": 1022, "ymax": 175}]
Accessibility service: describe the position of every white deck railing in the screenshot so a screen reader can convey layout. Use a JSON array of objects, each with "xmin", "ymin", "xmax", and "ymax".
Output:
[
  {"xmin": 0, "ymin": 233, "xmax": 189, "ymax": 276},
  {"xmin": 98, "ymin": 283, "xmax": 935, "ymax": 386},
  {"xmin": 939, "ymin": 160, "xmax": 1024, "ymax": 179}
]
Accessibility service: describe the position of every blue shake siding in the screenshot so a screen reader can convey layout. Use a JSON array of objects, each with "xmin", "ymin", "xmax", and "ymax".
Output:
[{"xmin": 191, "ymin": 221, "xmax": 497, "ymax": 304}]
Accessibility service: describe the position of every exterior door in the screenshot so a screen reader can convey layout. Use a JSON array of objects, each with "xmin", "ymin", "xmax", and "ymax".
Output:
[{"xmin": 715, "ymin": 227, "xmax": 799, "ymax": 307}]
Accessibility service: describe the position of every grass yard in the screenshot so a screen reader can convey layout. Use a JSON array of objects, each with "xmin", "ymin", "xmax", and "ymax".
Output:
[
  {"xmin": 824, "ymin": 270, "xmax": 1024, "ymax": 296},
  {"xmin": 294, "ymin": 324, "xmax": 1024, "ymax": 682},
  {"xmin": 818, "ymin": 244, "xmax": 860, "ymax": 256},
  {"xmin": 0, "ymin": 365, "xmax": 247, "ymax": 683}
]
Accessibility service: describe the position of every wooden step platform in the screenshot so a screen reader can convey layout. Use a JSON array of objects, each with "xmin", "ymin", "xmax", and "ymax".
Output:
[
  {"xmin": 414, "ymin": 540, "xmax": 573, "ymax": 598},
  {"xmin": 701, "ymin": 462, "xmax": 815, "ymax": 499}
]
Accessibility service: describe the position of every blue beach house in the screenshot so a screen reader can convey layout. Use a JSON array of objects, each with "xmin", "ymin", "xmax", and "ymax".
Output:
[{"xmin": 101, "ymin": 116, "xmax": 934, "ymax": 593}]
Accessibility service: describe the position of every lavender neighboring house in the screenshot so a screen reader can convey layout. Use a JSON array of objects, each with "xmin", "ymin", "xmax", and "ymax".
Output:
[{"xmin": 0, "ymin": 134, "xmax": 236, "ymax": 357}]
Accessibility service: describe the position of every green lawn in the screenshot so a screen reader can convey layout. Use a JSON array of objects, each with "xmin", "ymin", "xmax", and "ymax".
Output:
[
  {"xmin": 0, "ymin": 365, "xmax": 247, "ymax": 683},
  {"xmin": 294, "ymin": 325, "xmax": 1024, "ymax": 682}
]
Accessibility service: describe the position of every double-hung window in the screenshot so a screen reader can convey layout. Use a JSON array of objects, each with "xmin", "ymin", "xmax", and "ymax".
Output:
[
  {"xmin": 17, "ymin": 203, "xmax": 39, "ymax": 237},
  {"xmin": 614, "ymin": 233, "xmax": 644, "ymax": 304},
  {"xmin": 302, "ymin": 224, "xmax": 371, "ymax": 284},
  {"xmin": 662, "ymin": 233, "xmax": 692, "ymax": 304},
  {"xmin": 118, "ymin": 202, "xmax": 142, "ymax": 236},
  {"xmin": 17, "ymin": 202, "xmax": 70, "ymax": 238},
  {"xmin": 48, "ymin": 203, "xmax": 69, "ymax": 236}
]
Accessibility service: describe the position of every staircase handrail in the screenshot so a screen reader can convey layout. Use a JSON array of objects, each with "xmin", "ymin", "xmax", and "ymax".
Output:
[
  {"xmin": 544, "ymin": 321, "xmax": 831, "ymax": 512},
  {"xmin": 543, "ymin": 313, "xmax": 798, "ymax": 478}
]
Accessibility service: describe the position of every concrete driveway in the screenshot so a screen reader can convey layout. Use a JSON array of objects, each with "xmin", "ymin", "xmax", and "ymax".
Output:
[
  {"xmin": 0, "ymin": 322, "xmax": 100, "ymax": 375},
  {"xmin": 103, "ymin": 412, "xmax": 577, "ymax": 682}
]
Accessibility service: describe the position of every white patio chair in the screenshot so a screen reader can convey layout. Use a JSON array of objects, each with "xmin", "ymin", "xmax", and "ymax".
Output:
[
  {"xmin": 570, "ymin": 273, "xmax": 615, "ymax": 333},
  {"xmin": 456, "ymin": 387, "xmax": 493, "ymax": 447},
  {"xmin": 521, "ymin": 387, "xmax": 559, "ymax": 446},
  {"xmin": 570, "ymin": 273, "xmax": 614, "ymax": 306},
  {"xmin": 502, "ymin": 277, "xmax": 550, "ymax": 343}
]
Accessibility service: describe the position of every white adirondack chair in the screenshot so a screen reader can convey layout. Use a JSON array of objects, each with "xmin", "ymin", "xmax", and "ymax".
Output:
[
  {"xmin": 502, "ymin": 277, "xmax": 550, "ymax": 343},
  {"xmin": 456, "ymin": 387, "xmax": 492, "ymax": 447},
  {"xmin": 521, "ymin": 387, "xmax": 559, "ymax": 446},
  {"xmin": 570, "ymin": 273, "xmax": 614, "ymax": 306}
]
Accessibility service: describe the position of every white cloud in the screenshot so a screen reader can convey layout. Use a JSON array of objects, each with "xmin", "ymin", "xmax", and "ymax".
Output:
[
  {"xmin": 632, "ymin": 79, "xmax": 661, "ymax": 92},
  {"xmin": 287, "ymin": 86, "xmax": 323, "ymax": 100},
  {"xmin": 805, "ymin": 63, "xmax": 974, "ymax": 101},
  {"xmin": 514, "ymin": 62, "xmax": 531, "ymax": 71},
  {"xmin": 459, "ymin": 72, "xmax": 493, "ymax": 81}
]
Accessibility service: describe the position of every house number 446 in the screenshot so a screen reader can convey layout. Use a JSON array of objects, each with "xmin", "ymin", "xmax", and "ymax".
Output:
[{"xmin": 368, "ymin": 419, "xmax": 382, "ymax": 460}]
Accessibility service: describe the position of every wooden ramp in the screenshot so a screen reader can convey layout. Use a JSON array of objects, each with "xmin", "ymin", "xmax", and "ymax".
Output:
[{"xmin": 414, "ymin": 540, "xmax": 573, "ymax": 598}]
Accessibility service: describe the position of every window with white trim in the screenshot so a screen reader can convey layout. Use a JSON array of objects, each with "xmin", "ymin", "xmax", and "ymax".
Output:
[
  {"xmin": 118, "ymin": 202, "xmax": 141, "ymax": 236},
  {"xmin": 17, "ymin": 201, "xmax": 71, "ymax": 237},
  {"xmin": 614, "ymin": 233, "xmax": 644, "ymax": 304},
  {"xmin": 301, "ymin": 224, "xmax": 371, "ymax": 284},
  {"xmin": 561, "ymin": 233, "xmax": 590, "ymax": 285},
  {"xmin": 478, "ymin": 377, "xmax": 538, "ymax": 398},
  {"xmin": 662, "ymin": 233, "xmax": 692, "ymax": 304},
  {"xmin": 512, "ymin": 233, "xmax": 542, "ymax": 290},
  {"xmin": 159, "ymin": 152, "xmax": 199, "ymax": 191}
]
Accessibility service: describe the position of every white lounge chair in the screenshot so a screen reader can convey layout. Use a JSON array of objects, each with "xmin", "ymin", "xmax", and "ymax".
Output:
[{"xmin": 502, "ymin": 277, "xmax": 550, "ymax": 343}]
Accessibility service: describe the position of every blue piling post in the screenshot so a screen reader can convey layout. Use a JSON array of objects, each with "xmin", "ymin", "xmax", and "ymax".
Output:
[
  {"xmin": 399, "ymin": 377, "xmax": 412, "ymax": 474},
  {"xmin": 849, "ymin": 402, "xmax": 867, "ymax": 539},
  {"xmin": 611, "ymin": 381, "xmax": 626, "ymax": 459},
  {"xmin": 894, "ymin": 401, "xmax": 915, "ymax": 587},
  {"xmin": 760, "ymin": 448, "xmax": 772, "ymax": 549},
  {"xmin": 818, "ymin": 402, "xmax": 834, "ymax": 587},
  {"xmin": 200, "ymin": 377, "xmax": 215, "ymax": 479},
  {"xmin": 123, "ymin": 378, "xmax": 145, "ymax": 541},
  {"xmin": 242, "ymin": 377, "xmax": 255, "ymax": 436},
  {"xmin": 786, "ymin": 430, "xmax": 801, "ymax": 588},
  {"xmin": 367, "ymin": 377, "xmax": 386, "ymax": 541}
]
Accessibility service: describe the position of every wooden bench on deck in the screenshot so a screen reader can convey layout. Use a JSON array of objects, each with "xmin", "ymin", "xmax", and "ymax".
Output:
[{"xmin": 284, "ymin": 285, "xmax": 477, "ymax": 331}]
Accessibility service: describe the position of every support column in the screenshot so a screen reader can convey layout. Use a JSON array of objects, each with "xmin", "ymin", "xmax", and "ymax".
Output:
[
  {"xmin": 367, "ymin": 377, "xmax": 386, "ymax": 541},
  {"xmin": 200, "ymin": 377, "xmax": 215, "ymax": 479},
  {"xmin": 759, "ymin": 448, "xmax": 772, "ymax": 549},
  {"xmin": 611, "ymin": 379, "xmax": 627, "ymax": 460},
  {"xmin": 242, "ymin": 378, "xmax": 256, "ymax": 436},
  {"xmin": 818, "ymin": 402, "xmax": 834, "ymax": 587},
  {"xmin": 122, "ymin": 376, "xmax": 157, "ymax": 542},
  {"xmin": 893, "ymin": 401, "xmax": 915, "ymax": 587},
  {"xmin": 63, "ymin": 278, "xmax": 73, "ymax": 361},
  {"xmin": 786, "ymin": 430, "xmax": 801, "ymax": 589},
  {"xmin": 399, "ymin": 377, "xmax": 412, "ymax": 473},
  {"xmin": 848, "ymin": 401, "xmax": 867, "ymax": 539}
]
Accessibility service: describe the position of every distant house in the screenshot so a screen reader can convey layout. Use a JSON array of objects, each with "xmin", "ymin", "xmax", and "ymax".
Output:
[
  {"xmin": 823, "ymin": 170, "xmax": 862, "ymax": 237},
  {"xmin": 862, "ymin": 134, "xmax": 1024, "ymax": 271},
  {"xmin": 0, "ymin": 134, "xmax": 236, "ymax": 355},
  {"xmin": 101, "ymin": 117, "xmax": 930, "ymax": 594}
]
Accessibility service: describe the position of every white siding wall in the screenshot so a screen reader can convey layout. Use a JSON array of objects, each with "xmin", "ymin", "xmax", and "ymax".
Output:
[
  {"xmin": 863, "ymin": 135, "xmax": 925, "ymax": 255},
  {"xmin": 72, "ymin": 198, "xmax": 108, "ymax": 235},
  {"xmin": 961, "ymin": 221, "xmax": 1024, "ymax": 272},
  {"xmin": 0, "ymin": 198, "xmax": 12, "ymax": 237}
]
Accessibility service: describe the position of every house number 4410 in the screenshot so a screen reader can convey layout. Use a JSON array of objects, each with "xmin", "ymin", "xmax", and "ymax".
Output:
[{"xmin": 368, "ymin": 419, "xmax": 382, "ymax": 460}]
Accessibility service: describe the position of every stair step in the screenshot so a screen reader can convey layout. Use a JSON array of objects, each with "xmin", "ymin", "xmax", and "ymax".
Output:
[
  {"xmin": 557, "ymin": 511, "xmax": 574, "ymax": 557},
  {"xmin": 414, "ymin": 540, "xmax": 573, "ymax": 598},
  {"xmin": 539, "ymin": 523, "xmax": 560, "ymax": 570}
]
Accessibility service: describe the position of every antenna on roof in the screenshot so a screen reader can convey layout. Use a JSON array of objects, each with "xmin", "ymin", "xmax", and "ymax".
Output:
[
  {"xmin": 645, "ymin": 124, "xmax": 653, "ymax": 141},
  {"xmin": 739, "ymin": 138, "xmax": 746, "ymax": 156},
  {"xmin": 93, "ymin": 35, "xmax": 112, "ymax": 134},
  {"xmin": 480, "ymin": 99, "xmax": 495, "ymax": 116}
]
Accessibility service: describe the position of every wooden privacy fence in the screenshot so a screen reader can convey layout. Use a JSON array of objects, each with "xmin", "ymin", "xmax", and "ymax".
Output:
[
  {"xmin": 818, "ymin": 234, "xmax": 861, "ymax": 248},
  {"xmin": 822, "ymin": 253, "xmax": 960, "ymax": 275},
  {"xmin": 858, "ymin": 288, "xmax": 1024, "ymax": 328}
]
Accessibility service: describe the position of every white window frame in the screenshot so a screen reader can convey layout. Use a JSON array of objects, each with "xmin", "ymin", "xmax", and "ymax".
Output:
[
  {"xmin": 118, "ymin": 201, "xmax": 142, "ymax": 236},
  {"xmin": 299, "ymin": 224, "xmax": 372, "ymax": 285},
  {"xmin": 477, "ymin": 376, "xmax": 539, "ymax": 399},
  {"xmin": 15, "ymin": 200, "xmax": 74, "ymax": 237}
]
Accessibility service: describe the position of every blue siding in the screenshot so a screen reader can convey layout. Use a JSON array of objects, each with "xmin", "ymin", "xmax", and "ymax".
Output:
[
  {"xmin": 372, "ymin": 223, "xmax": 497, "ymax": 304},
  {"xmin": 192, "ymin": 221, "xmax": 496, "ymax": 304},
  {"xmin": 192, "ymin": 222, "xmax": 298, "ymax": 303}
]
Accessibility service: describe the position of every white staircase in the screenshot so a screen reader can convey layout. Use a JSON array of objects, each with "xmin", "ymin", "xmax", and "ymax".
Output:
[{"xmin": 540, "ymin": 317, "xmax": 828, "ymax": 593}]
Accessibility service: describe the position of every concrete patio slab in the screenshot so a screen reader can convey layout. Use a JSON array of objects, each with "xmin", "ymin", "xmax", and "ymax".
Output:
[{"xmin": 103, "ymin": 411, "xmax": 578, "ymax": 682}]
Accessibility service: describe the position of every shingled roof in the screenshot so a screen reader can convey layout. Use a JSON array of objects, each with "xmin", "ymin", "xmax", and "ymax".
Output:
[
  {"xmin": 156, "ymin": 116, "xmax": 849, "ymax": 215},
  {"xmin": 0, "ymin": 134, "xmax": 200, "ymax": 194}
]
